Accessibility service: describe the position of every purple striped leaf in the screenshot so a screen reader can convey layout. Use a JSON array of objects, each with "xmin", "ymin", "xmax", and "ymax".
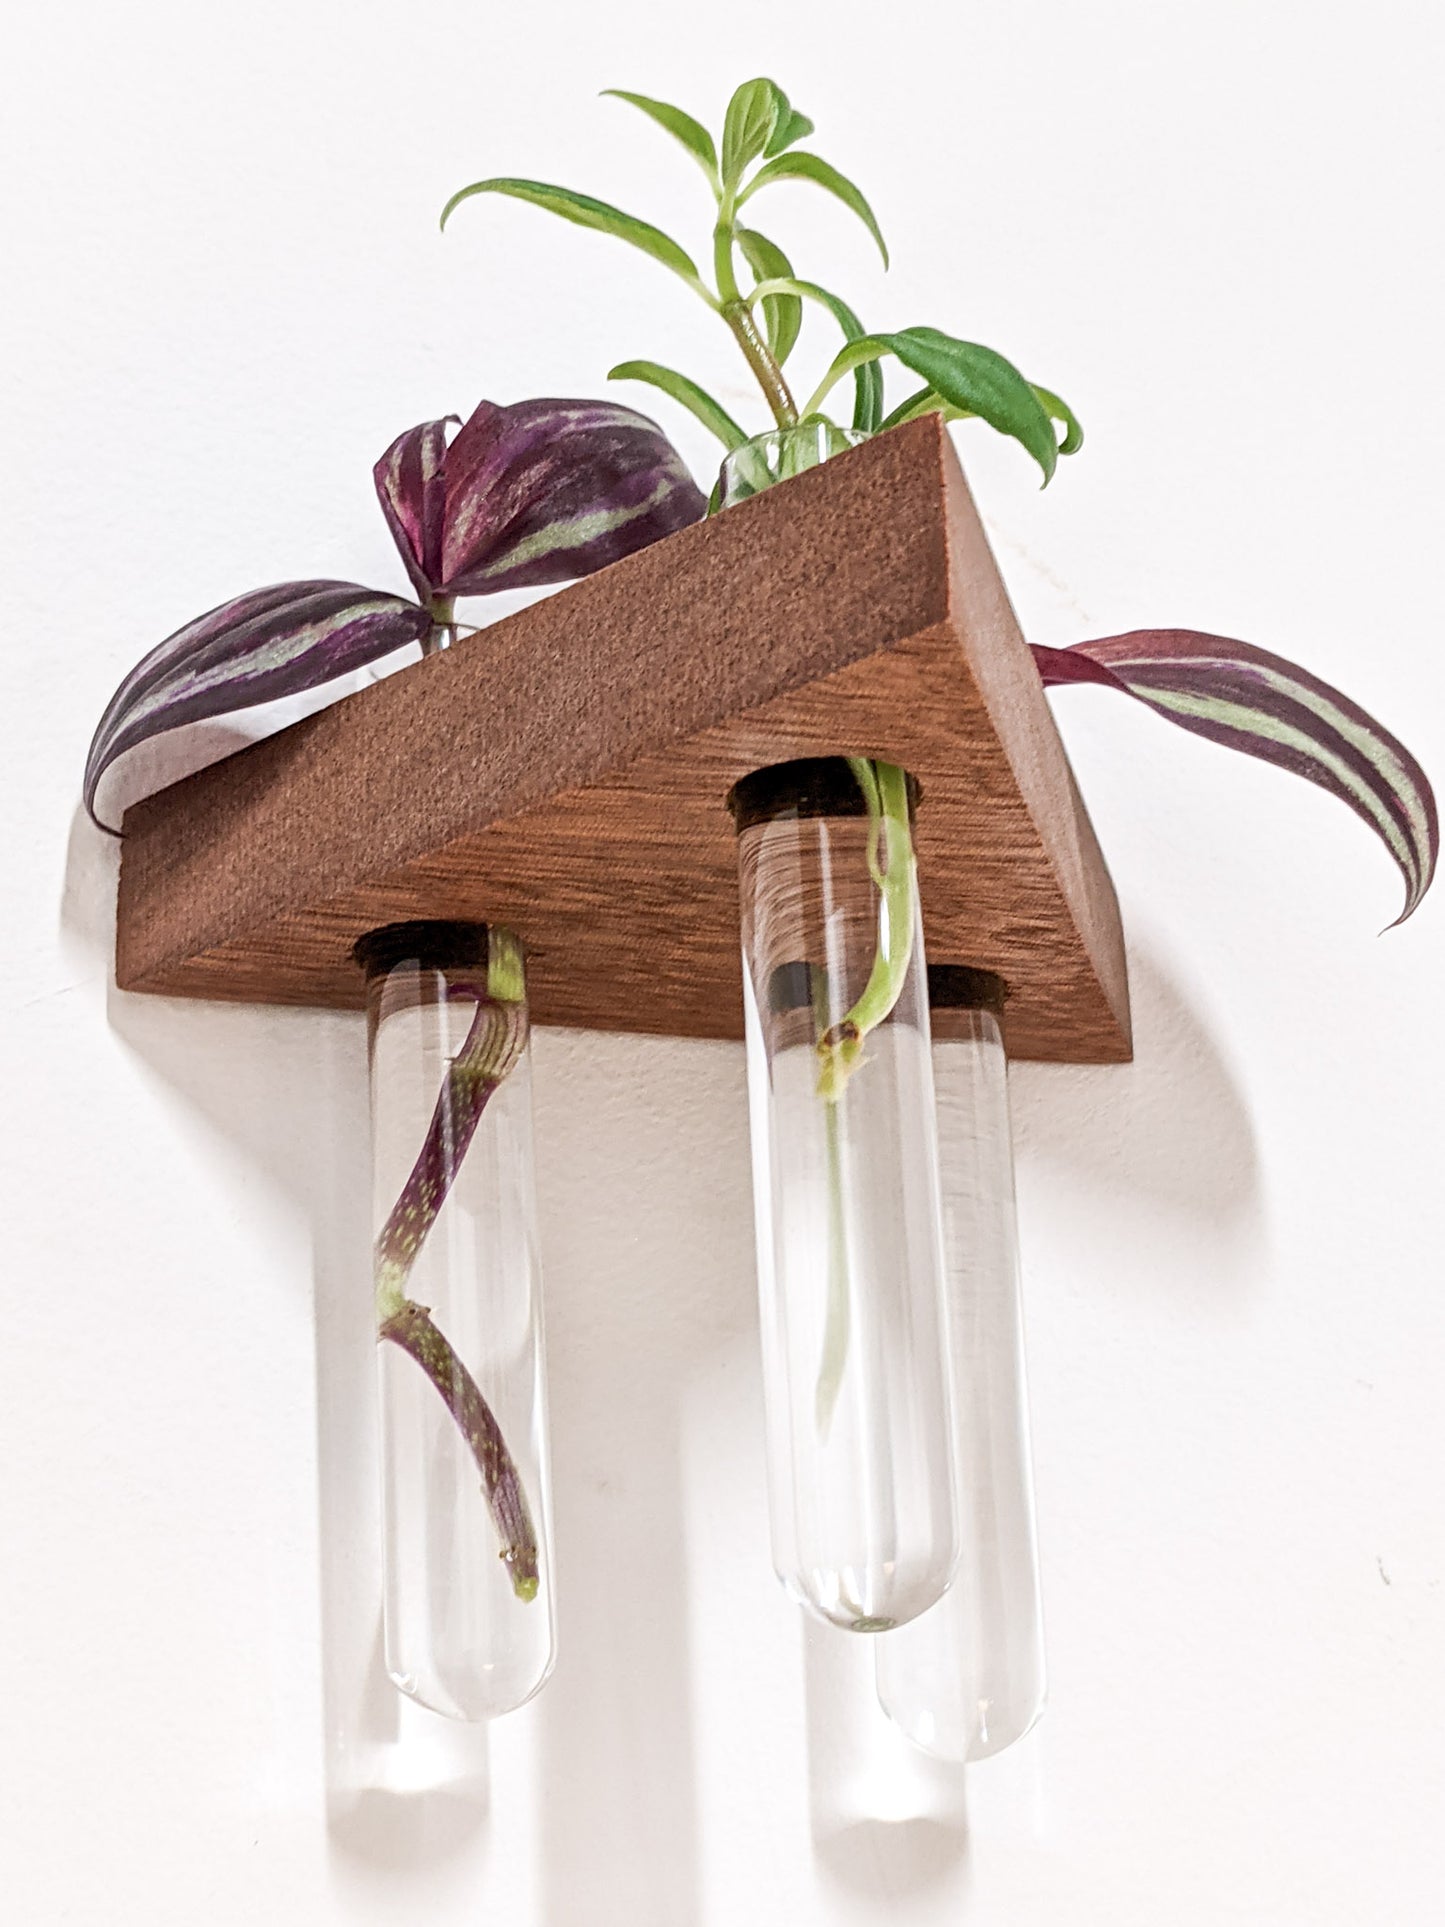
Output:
[
  {"xmin": 374, "ymin": 416, "xmax": 456, "ymax": 601},
  {"xmin": 84, "ymin": 580, "xmax": 431, "ymax": 830},
  {"xmin": 428, "ymin": 397, "xmax": 707, "ymax": 595},
  {"xmin": 1033, "ymin": 631, "xmax": 1438, "ymax": 923}
]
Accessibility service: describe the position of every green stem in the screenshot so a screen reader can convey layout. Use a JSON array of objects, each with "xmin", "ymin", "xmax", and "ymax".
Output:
[
  {"xmin": 808, "ymin": 762, "xmax": 918, "ymax": 1430},
  {"xmin": 373, "ymin": 986, "xmax": 527, "ymax": 1320},
  {"xmin": 814, "ymin": 963, "xmax": 852, "ymax": 1440},
  {"xmin": 723, "ymin": 301, "xmax": 799, "ymax": 427},
  {"xmin": 815, "ymin": 759, "xmax": 917, "ymax": 1099},
  {"xmin": 381, "ymin": 1301, "xmax": 540, "ymax": 1601},
  {"xmin": 423, "ymin": 593, "xmax": 456, "ymax": 656},
  {"xmin": 800, "ymin": 338, "xmax": 888, "ymax": 420},
  {"xmin": 713, "ymin": 198, "xmax": 797, "ymax": 427},
  {"xmin": 723, "ymin": 302, "xmax": 799, "ymax": 427},
  {"xmin": 713, "ymin": 200, "xmax": 743, "ymax": 304}
]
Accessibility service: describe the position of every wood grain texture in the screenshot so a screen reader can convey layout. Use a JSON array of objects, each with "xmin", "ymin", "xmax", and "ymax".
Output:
[{"xmin": 115, "ymin": 414, "xmax": 1131, "ymax": 1063}]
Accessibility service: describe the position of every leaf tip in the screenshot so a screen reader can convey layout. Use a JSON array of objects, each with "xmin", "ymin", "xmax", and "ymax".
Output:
[
  {"xmin": 1382, "ymin": 868, "xmax": 1432, "ymax": 929},
  {"xmin": 82, "ymin": 790, "xmax": 123, "ymax": 838},
  {"xmin": 438, "ymin": 180, "xmax": 486, "ymax": 232}
]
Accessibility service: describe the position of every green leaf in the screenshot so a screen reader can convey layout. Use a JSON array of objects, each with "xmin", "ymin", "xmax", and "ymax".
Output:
[
  {"xmin": 791, "ymin": 278, "xmax": 882, "ymax": 433},
  {"xmin": 736, "ymin": 227, "xmax": 803, "ymax": 366},
  {"xmin": 601, "ymin": 90, "xmax": 719, "ymax": 186},
  {"xmin": 808, "ymin": 329, "xmax": 1059, "ymax": 481},
  {"xmin": 440, "ymin": 177, "xmax": 701, "ymax": 287},
  {"xmin": 763, "ymin": 84, "xmax": 814, "ymax": 157},
  {"xmin": 740, "ymin": 151, "xmax": 889, "ymax": 267},
  {"xmin": 886, "ymin": 329, "xmax": 1057, "ymax": 481},
  {"xmin": 878, "ymin": 375, "xmax": 1083, "ymax": 461},
  {"xmin": 607, "ymin": 359, "xmax": 749, "ymax": 451},
  {"xmin": 877, "ymin": 384, "xmax": 951, "ymax": 432},
  {"xmin": 882, "ymin": 329, "xmax": 1055, "ymax": 478},
  {"xmin": 1031, "ymin": 383, "xmax": 1084, "ymax": 455},
  {"xmin": 721, "ymin": 78, "xmax": 780, "ymax": 185}
]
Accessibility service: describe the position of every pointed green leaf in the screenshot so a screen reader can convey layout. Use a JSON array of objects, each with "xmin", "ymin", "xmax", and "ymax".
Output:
[
  {"xmin": 1031, "ymin": 383, "xmax": 1084, "ymax": 455},
  {"xmin": 885, "ymin": 329, "xmax": 1057, "ymax": 482},
  {"xmin": 736, "ymin": 227, "xmax": 803, "ymax": 366},
  {"xmin": 440, "ymin": 177, "xmax": 701, "ymax": 287},
  {"xmin": 608, "ymin": 359, "xmax": 748, "ymax": 451},
  {"xmin": 878, "ymin": 374, "xmax": 1083, "ymax": 461},
  {"xmin": 602, "ymin": 89, "xmax": 719, "ymax": 185},
  {"xmin": 808, "ymin": 329, "xmax": 1059, "ymax": 479},
  {"xmin": 722, "ymin": 78, "xmax": 780, "ymax": 185},
  {"xmin": 740, "ymin": 151, "xmax": 889, "ymax": 267},
  {"xmin": 763, "ymin": 83, "xmax": 814, "ymax": 157}
]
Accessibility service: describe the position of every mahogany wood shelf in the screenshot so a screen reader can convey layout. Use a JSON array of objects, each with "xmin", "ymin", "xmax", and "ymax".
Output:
[{"xmin": 116, "ymin": 413, "xmax": 1131, "ymax": 1064}]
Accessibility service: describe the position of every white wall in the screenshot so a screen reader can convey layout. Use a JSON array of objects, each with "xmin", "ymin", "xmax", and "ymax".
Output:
[{"xmin": 4, "ymin": 2, "xmax": 1443, "ymax": 1920}]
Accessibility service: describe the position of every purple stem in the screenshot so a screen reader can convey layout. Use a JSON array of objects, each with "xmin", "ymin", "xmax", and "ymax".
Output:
[
  {"xmin": 379, "ymin": 1301, "xmax": 540, "ymax": 1600},
  {"xmin": 376, "ymin": 987, "xmax": 539, "ymax": 1599}
]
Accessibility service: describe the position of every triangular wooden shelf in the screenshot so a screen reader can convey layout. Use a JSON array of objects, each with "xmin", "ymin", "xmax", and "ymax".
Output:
[{"xmin": 116, "ymin": 414, "xmax": 1131, "ymax": 1064}]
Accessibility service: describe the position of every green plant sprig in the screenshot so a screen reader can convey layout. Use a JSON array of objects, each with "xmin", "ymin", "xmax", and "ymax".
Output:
[
  {"xmin": 441, "ymin": 79, "xmax": 1080, "ymax": 484},
  {"xmin": 814, "ymin": 759, "xmax": 918, "ymax": 1100}
]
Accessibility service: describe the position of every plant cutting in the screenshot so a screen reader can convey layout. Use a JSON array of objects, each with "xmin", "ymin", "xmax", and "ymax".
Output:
[
  {"xmin": 365, "ymin": 925, "xmax": 540, "ymax": 1602},
  {"xmin": 442, "ymin": 81, "xmax": 1081, "ymax": 485}
]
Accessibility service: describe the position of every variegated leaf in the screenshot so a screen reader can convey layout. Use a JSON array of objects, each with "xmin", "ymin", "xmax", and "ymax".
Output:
[
  {"xmin": 438, "ymin": 397, "xmax": 707, "ymax": 594},
  {"xmin": 1033, "ymin": 631, "xmax": 1438, "ymax": 922},
  {"xmin": 84, "ymin": 581, "xmax": 431, "ymax": 830},
  {"xmin": 374, "ymin": 416, "xmax": 455, "ymax": 601},
  {"xmin": 607, "ymin": 360, "xmax": 748, "ymax": 450},
  {"xmin": 439, "ymin": 178, "xmax": 703, "ymax": 290}
]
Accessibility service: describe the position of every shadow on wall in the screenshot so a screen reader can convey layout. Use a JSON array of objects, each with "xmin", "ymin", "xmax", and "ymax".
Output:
[
  {"xmin": 1010, "ymin": 941, "xmax": 1266, "ymax": 1294},
  {"xmin": 64, "ymin": 809, "xmax": 493, "ymax": 1871},
  {"xmin": 526, "ymin": 1026, "xmax": 756, "ymax": 1927},
  {"xmin": 65, "ymin": 804, "xmax": 756, "ymax": 1920},
  {"xmin": 64, "ymin": 805, "xmax": 1264, "ymax": 1916},
  {"xmin": 804, "ymin": 1616, "xmax": 972, "ymax": 1897},
  {"xmin": 106, "ymin": 983, "xmax": 498, "ymax": 1866}
]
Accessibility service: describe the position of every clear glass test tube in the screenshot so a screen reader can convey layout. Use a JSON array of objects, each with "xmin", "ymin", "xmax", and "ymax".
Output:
[
  {"xmin": 731, "ymin": 758, "xmax": 957, "ymax": 1631},
  {"xmin": 876, "ymin": 965, "xmax": 1045, "ymax": 1760},
  {"xmin": 719, "ymin": 420, "xmax": 863, "ymax": 504},
  {"xmin": 355, "ymin": 920, "xmax": 555, "ymax": 1722}
]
